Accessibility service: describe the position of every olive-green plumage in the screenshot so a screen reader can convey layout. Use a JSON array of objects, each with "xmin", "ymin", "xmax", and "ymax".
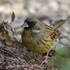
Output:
[{"xmin": 22, "ymin": 17, "xmax": 65, "ymax": 54}]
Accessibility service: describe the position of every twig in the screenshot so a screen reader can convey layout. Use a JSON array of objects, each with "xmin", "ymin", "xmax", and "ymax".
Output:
[
  {"xmin": 6, "ymin": 65, "xmax": 28, "ymax": 69},
  {"xmin": 0, "ymin": 46, "xmax": 26, "ymax": 63}
]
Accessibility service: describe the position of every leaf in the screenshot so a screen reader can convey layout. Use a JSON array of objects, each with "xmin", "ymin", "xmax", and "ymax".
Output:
[
  {"xmin": 55, "ymin": 44, "xmax": 70, "ymax": 58},
  {"xmin": 11, "ymin": 12, "xmax": 15, "ymax": 22},
  {"xmin": 53, "ymin": 56, "xmax": 70, "ymax": 70},
  {"xmin": 4, "ymin": 25, "xmax": 14, "ymax": 39},
  {"xmin": 4, "ymin": 32, "xmax": 11, "ymax": 40},
  {"xmin": 53, "ymin": 44, "xmax": 70, "ymax": 70},
  {"xmin": 25, "ymin": 54, "xmax": 35, "ymax": 60}
]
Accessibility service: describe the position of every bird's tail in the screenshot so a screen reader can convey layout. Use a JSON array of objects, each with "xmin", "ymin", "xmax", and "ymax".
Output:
[{"xmin": 52, "ymin": 19, "xmax": 66, "ymax": 29}]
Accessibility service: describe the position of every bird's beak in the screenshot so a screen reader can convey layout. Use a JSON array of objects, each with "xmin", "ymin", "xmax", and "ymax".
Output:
[{"xmin": 22, "ymin": 22, "xmax": 29, "ymax": 28}]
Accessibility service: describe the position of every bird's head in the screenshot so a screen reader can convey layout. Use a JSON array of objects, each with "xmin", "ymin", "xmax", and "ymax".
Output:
[
  {"xmin": 24, "ymin": 17, "xmax": 44, "ymax": 33},
  {"xmin": 24, "ymin": 17, "xmax": 36, "ymax": 29}
]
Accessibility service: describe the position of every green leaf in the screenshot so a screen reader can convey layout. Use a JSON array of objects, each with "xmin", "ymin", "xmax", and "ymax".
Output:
[
  {"xmin": 53, "ymin": 44, "xmax": 70, "ymax": 70},
  {"xmin": 53, "ymin": 56, "xmax": 70, "ymax": 70},
  {"xmin": 55, "ymin": 44, "xmax": 69, "ymax": 57},
  {"xmin": 4, "ymin": 33, "xmax": 11, "ymax": 40}
]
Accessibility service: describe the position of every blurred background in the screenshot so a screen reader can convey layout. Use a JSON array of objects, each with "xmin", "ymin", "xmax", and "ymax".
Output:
[
  {"xmin": 0, "ymin": 0, "xmax": 70, "ymax": 70},
  {"xmin": 0, "ymin": 0, "xmax": 70, "ymax": 44},
  {"xmin": 0, "ymin": 0, "xmax": 69, "ymax": 50}
]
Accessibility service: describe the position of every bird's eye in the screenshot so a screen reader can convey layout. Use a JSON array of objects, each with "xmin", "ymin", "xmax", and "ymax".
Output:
[
  {"xmin": 31, "ymin": 21, "xmax": 36, "ymax": 24},
  {"xmin": 37, "ymin": 28, "xmax": 41, "ymax": 30}
]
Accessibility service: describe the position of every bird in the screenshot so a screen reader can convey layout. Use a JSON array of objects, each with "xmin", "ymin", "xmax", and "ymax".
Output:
[{"xmin": 22, "ymin": 17, "xmax": 66, "ymax": 64}]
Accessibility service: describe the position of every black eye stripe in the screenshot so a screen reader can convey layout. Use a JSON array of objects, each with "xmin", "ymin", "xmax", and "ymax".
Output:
[
  {"xmin": 25, "ymin": 21, "xmax": 36, "ymax": 29},
  {"xmin": 30, "ymin": 21, "xmax": 36, "ymax": 24}
]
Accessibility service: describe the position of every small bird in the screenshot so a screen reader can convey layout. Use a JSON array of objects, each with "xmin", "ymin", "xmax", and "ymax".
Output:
[{"xmin": 22, "ymin": 17, "xmax": 65, "ymax": 64}]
